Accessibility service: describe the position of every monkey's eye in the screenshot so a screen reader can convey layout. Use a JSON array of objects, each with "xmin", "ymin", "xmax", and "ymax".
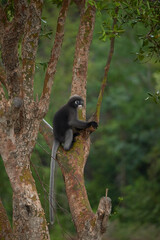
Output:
[{"xmin": 75, "ymin": 100, "xmax": 79, "ymax": 105}]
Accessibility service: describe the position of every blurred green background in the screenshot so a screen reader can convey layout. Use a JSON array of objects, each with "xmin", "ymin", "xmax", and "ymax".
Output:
[{"xmin": 1, "ymin": 1, "xmax": 160, "ymax": 239}]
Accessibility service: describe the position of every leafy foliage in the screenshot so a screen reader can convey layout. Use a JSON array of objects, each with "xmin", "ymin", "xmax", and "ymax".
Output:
[
  {"xmin": 88, "ymin": 0, "xmax": 160, "ymax": 61},
  {"xmin": 119, "ymin": 0, "xmax": 160, "ymax": 61},
  {"xmin": 146, "ymin": 91, "xmax": 160, "ymax": 104}
]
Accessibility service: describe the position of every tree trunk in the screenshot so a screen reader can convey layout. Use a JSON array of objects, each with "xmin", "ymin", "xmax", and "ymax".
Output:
[
  {"xmin": 0, "ymin": 109, "xmax": 50, "ymax": 239},
  {"xmin": 0, "ymin": 0, "xmax": 51, "ymax": 238}
]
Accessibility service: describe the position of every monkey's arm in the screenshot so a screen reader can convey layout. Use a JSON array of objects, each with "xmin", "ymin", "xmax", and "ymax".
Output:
[
  {"xmin": 69, "ymin": 119, "xmax": 98, "ymax": 130},
  {"xmin": 49, "ymin": 139, "xmax": 60, "ymax": 225}
]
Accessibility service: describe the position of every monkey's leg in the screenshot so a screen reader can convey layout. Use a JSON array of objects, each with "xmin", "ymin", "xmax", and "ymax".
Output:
[{"xmin": 63, "ymin": 129, "xmax": 73, "ymax": 150}]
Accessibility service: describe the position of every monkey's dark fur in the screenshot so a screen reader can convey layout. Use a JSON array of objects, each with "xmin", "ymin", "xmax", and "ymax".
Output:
[{"xmin": 49, "ymin": 95, "xmax": 98, "ymax": 224}]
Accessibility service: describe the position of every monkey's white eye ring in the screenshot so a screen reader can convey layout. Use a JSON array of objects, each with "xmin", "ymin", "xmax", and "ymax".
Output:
[{"xmin": 75, "ymin": 100, "xmax": 79, "ymax": 105}]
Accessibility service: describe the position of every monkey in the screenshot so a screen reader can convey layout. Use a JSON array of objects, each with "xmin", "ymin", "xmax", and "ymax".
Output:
[{"xmin": 49, "ymin": 95, "xmax": 98, "ymax": 224}]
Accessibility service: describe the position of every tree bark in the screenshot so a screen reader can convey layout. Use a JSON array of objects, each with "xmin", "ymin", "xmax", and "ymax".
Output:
[
  {"xmin": 71, "ymin": 2, "xmax": 96, "ymax": 112},
  {"xmin": 0, "ymin": 104, "xmax": 50, "ymax": 239}
]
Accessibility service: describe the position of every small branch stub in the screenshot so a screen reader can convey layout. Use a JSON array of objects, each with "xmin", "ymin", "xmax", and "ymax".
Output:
[{"xmin": 96, "ymin": 189, "xmax": 112, "ymax": 234}]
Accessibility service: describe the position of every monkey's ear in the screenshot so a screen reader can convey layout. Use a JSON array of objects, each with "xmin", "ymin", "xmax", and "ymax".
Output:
[{"xmin": 89, "ymin": 121, "xmax": 98, "ymax": 129}]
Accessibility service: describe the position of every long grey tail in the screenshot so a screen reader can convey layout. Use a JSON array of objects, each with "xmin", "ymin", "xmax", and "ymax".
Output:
[{"xmin": 49, "ymin": 139, "xmax": 60, "ymax": 225}]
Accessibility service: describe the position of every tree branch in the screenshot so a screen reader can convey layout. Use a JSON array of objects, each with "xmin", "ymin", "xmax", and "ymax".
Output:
[
  {"xmin": 71, "ymin": 3, "xmax": 96, "ymax": 116},
  {"xmin": 21, "ymin": 0, "xmax": 43, "ymax": 103},
  {"xmin": 94, "ymin": 7, "xmax": 119, "ymax": 123},
  {"xmin": 39, "ymin": 0, "xmax": 71, "ymax": 116}
]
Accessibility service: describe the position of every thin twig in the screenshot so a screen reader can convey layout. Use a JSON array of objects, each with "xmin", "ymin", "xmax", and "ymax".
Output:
[{"xmin": 95, "ymin": 7, "xmax": 119, "ymax": 123}]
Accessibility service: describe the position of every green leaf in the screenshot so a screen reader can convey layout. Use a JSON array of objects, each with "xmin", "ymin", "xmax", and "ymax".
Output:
[{"xmin": 147, "ymin": 92, "xmax": 153, "ymax": 97}]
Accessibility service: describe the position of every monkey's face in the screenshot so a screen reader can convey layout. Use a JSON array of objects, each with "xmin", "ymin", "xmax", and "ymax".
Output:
[
  {"xmin": 68, "ymin": 96, "xmax": 84, "ymax": 109},
  {"xmin": 74, "ymin": 99, "xmax": 84, "ymax": 107}
]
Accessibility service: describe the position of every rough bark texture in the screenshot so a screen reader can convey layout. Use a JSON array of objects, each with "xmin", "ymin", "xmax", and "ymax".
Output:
[
  {"xmin": 71, "ymin": 2, "xmax": 96, "ymax": 115},
  {"xmin": 22, "ymin": 0, "xmax": 43, "ymax": 102}
]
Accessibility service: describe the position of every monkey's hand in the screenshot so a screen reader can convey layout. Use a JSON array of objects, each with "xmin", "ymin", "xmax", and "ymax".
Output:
[{"xmin": 88, "ymin": 121, "xmax": 98, "ymax": 129}]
